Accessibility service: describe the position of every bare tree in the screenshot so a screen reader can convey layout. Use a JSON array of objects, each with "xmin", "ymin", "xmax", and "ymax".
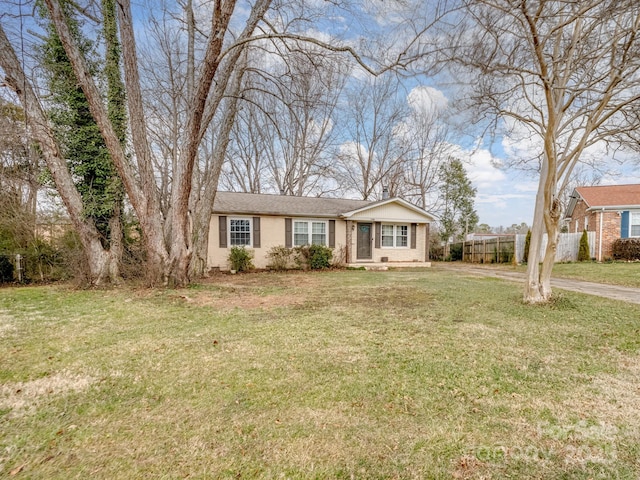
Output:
[
  {"xmin": 2, "ymin": 0, "xmax": 454, "ymax": 285},
  {"xmin": 395, "ymin": 86, "xmax": 452, "ymax": 211},
  {"xmin": 335, "ymin": 73, "xmax": 410, "ymax": 200},
  {"xmin": 454, "ymin": 0, "xmax": 640, "ymax": 303}
]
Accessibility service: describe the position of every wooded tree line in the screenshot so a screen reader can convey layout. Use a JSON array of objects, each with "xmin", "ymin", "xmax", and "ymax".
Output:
[{"xmin": 2, "ymin": 0, "xmax": 640, "ymax": 303}]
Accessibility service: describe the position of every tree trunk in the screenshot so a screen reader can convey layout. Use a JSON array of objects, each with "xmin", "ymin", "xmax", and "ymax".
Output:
[
  {"xmin": 0, "ymin": 24, "xmax": 118, "ymax": 286},
  {"xmin": 523, "ymin": 158, "xmax": 550, "ymax": 303}
]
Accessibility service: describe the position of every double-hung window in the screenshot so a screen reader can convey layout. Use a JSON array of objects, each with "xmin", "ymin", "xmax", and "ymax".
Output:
[
  {"xmin": 631, "ymin": 212, "xmax": 640, "ymax": 237},
  {"xmin": 229, "ymin": 218, "xmax": 251, "ymax": 246},
  {"xmin": 293, "ymin": 220, "xmax": 327, "ymax": 246},
  {"xmin": 381, "ymin": 224, "xmax": 408, "ymax": 248}
]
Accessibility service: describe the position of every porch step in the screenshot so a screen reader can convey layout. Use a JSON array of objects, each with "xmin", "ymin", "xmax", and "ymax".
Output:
[{"xmin": 347, "ymin": 262, "xmax": 431, "ymax": 271}]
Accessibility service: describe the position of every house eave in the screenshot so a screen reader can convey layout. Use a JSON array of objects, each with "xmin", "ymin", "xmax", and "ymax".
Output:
[
  {"xmin": 585, "ymin": 205, "xmax": 640, "ymax": 212},
  {"xmin": 212, "ymin": 211, "xmax": 339, "ymax": 219},
  {"xmin": 342, "ymin": 197, "xmax": 435, "ymax": 222}
]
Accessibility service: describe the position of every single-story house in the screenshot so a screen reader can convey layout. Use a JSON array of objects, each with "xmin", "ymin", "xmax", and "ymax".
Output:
[
  {"xmin": 207, "ymin": 192, "xmax": 435, "ymax": 270},
  {"xmin": 564, "ymin": 184, "xmax": 640, "ymax": 260}
]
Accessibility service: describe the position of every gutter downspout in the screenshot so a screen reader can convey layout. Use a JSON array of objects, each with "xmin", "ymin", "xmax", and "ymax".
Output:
[{"xmin": 598, "ymin": 208, "xmax": 604, "ymax": 261}]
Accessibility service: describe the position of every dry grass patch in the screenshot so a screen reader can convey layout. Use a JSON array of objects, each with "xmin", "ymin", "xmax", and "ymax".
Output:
[
  {"xmin": 1, "ymin": 271, "xmax": 640, "ymax": 479},
  {"xmin": 0, "ymin": 370, "xmax": 96, "ymax": 417}
]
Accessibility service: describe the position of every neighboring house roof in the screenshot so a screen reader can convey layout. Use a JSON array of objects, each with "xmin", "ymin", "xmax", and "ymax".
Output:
[
  {"xmin": 565, "ymin": 184, "xmax": 640, "ymax": 218},
  {"xmin": 211, "ymin": 191, "xmax": 434, "ymax": 220}
]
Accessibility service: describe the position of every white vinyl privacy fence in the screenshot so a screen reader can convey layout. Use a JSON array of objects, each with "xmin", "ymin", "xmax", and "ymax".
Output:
[
  {"xmin": 514, "ymin": 231, "xmax": 595, "ymax": 263},
  {"xmin": 457, "ymin": 232, "xmax": 596, "ymax": 264}
]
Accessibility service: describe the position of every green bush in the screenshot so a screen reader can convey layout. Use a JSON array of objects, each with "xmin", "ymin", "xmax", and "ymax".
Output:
[
  {"xmin": 578, "ymin": 229, "xmax": 590, "ymax": 262},
  {"xmin": 0, "ymin": 255, "xmax": 14, "ymax": 283},
  {"xmin": 228, "ymin": 246, "xmax": 254, "ymax": 272},
  {"xmin": 449, "ymin": 243, "xmax": 463, "ymax": 261},
  {"xmin": 522, "ymin": 230, "xmax": 531, "ymax": 263},
  {"xmin": 295, "ymin": 244, "xmax": 333, "ymax": 270},
  {"xmin": 266, "ymin": 246, "xmax": 295, "ymax": 271},
  {"xmin": 612, "ymin": 238, "xmax": 640, "ymax": 261},
  {"xmin": 500, "ymin": 245, "xmax": 514, "ymax": 263}
]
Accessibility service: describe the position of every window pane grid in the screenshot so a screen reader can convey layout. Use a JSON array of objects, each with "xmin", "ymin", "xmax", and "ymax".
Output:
[
  {"xmin": 230, "ymin": 219, "xmax": 251, "ymax": 246},
  {"xmin": 294, "ymin": 221, "xmax": 327, "ymax": 246},
  {"xmin": 632, "ymin": 213, "xmax": 640, "ymax": 237},
  {"xmin": 381, "ymin": 224, "xmax": 408, "ymax": 247}
]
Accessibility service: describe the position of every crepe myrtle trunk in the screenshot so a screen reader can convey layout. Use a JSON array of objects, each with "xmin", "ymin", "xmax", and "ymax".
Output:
[{"xmin": 524, "ymin": 158, "xmax": 561, "ymax": 303}]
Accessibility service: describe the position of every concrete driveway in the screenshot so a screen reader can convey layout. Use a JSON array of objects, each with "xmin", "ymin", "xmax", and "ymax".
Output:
[{"xmin": 434, "ymin": 263, "xmax": 640, "ymax": 305}]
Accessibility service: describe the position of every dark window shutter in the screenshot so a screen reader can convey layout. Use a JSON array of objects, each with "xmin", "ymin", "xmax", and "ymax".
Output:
[
  {"xmin": 425, "ymin": 223, "xmax": 430, "ymax": 260},
  {"xmin": 411, "ymin": 223, "xmax": 417, "ymax": 249},
  {"xmin": 329, "ymin": 220, "xmax": 335, "ymax": 247},
  {"xmin": 285, "ymin": 218, "xmax": 292, "ymax": 247},
  {"xmin": 253, "ymin": 217, "xmax": 261, "ymax": 248},
  {"xmin": 375, "ymin": 222, "xmax": 381, "ymax": 249},
  {"xmin": 621, "ymin": 211, "xmax": 629, "ymax": 238},
  {"xmin": 219, "ymin": 216, "xmax": 227, "ymax": 248}
]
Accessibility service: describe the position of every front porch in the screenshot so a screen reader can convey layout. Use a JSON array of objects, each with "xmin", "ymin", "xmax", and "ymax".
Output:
[{"xmin": 347, "ymin": 261, "xmax": 432, "ymax": 271}]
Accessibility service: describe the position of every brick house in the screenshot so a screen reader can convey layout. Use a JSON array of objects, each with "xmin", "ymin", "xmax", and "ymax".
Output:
[{"xmin": 564, "ymin": 184, "xmax": 640, "ymax": 260}]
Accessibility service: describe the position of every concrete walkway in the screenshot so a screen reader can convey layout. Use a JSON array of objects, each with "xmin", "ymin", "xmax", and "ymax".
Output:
[{"xmin": 434, "ymin": 263, "xmax": 640, "ymax": 305}]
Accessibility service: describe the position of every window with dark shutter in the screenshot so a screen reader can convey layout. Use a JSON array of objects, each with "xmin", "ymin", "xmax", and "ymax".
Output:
[
  {"xmin": 329, "ymin": 220, "xmax": 335, "ymax": 248},
  {"xmin": 253, "ymin": 217, "xmax": 261, "ymax": 248},
  {"xmin": 285, "ymin": 218, "xmax": 292, "ymax": 248},
  {"xmin": 219, "ymin": 216, "xmax": 227, "ymax": 248},
  {"xmin": 375, "ymin": 222, "xmax": 381, "ymax": 249},
  {"xmin": 411, "ymin": 224, "xmax": 417, "ymax": 249}
]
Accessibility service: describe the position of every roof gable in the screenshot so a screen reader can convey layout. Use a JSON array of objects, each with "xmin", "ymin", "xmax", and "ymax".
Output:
[{"xmin": 342, "ymin": 197, "xmax": 435, "ymax": 222}]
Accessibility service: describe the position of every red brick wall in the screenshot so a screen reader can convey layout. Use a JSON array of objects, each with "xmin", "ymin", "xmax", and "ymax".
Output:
[{"xmin": 568, "ymin": 199, "xmax": 621, "ymax": 260}]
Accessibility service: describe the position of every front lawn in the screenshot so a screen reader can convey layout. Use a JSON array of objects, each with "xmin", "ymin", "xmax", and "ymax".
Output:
[
  {"xmin": 1, "ymin": 270, "xmax": 639, "ymax": 479},
  {"xmin": 549, "ymin": 262, "xmax": 640, "ymax": 288},
  {"xmin": 485, "ymin": 261, "xmax": 640, "ymax": 288}
]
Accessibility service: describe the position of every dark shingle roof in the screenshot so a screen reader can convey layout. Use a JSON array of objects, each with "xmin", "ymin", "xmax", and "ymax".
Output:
[{"xmin": 212, "ymin": 192, "xmax": 374, "ymax": 217}]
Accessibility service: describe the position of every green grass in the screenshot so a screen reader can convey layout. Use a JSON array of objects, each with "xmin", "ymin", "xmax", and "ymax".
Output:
[
  {"xmin": 549, "ymin": 262, "xmax": 640, "ymax": 288},
  {"xmin": 1, "ymin": 270, "xmax": 640, "ymax": 479},
  {"xmin": 485, "ymin": 261, "xmax": 640, "ymax": 288}
]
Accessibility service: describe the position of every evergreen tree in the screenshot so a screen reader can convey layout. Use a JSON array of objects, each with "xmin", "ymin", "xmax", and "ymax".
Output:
[
  {"xmin": 522, "ymin": 229, "xmax": 532, "ymax": 264},
  {"xmin": 40, "ymin": 1, "xmax": 124, "ymax": 253},
  {"xmin": 438, "ymin": 157, "xmax": 478, "ymax": 242},
  {"xmin": 578, "ymin": 229, "xmax": 590, "ymax": 262}
]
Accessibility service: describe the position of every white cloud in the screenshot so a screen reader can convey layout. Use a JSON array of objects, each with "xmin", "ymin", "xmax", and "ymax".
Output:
[{"xmin": 407, "ymin": 86, "xmax": 448, "ymax": 118}]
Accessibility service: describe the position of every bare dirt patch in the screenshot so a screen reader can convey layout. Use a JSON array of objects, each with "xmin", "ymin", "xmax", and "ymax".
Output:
[{"xmin": 184, "ymin": 288, "xmax": 305, "ymax": 310}]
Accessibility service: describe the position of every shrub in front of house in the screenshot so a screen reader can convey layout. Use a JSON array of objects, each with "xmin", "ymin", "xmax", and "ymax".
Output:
[
  {"xmin": 228, "ymin": 246, "xmax": 254, "ymax": 272},
  {"xmin": 295, "ymin": 244, "xmax": 333, "ymax": 270},
  {"xmin": 612, "ymin": 238, "xmax": 640, "ymax": 261},
  {"xmin": 266, "ymin": 246, "xmax": 295, "ymax": 271}
]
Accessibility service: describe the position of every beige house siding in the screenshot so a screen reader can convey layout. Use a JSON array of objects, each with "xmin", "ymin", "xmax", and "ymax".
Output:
[
  {"xmin": 346, "ymin": 222, "xmax": 429, "ymax": 263},
  {"xmin": 348, "ymin": 203, "xmax": 430, "ymax": 223},
  {"xmin": 208, "ymin": 215, "xmax": 348, "ymax": 270}
]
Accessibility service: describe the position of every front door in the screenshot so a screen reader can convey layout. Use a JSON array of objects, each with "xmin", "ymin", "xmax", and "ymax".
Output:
[{"xmin": 357, "ymin": 223, "xmax": 372, "ymax": 260}]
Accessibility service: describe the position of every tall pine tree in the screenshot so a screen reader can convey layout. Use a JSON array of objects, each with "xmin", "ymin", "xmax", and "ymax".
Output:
[{"xmin": 438, "ymin": 157, "xmax": 478, "ymax": 242}]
